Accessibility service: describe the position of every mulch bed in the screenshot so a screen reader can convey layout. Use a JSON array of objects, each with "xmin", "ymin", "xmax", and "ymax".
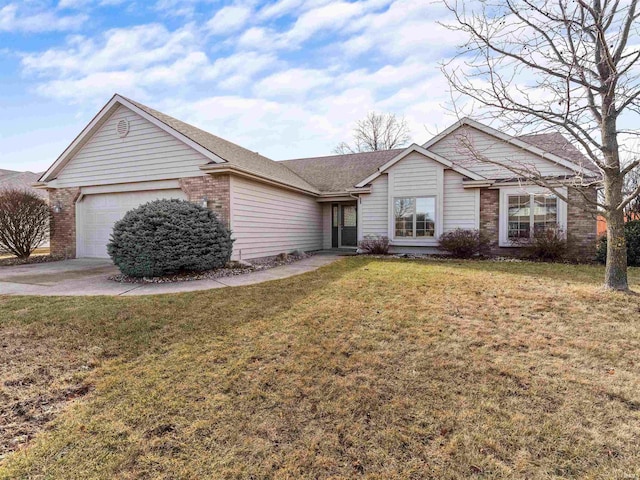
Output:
[{"xmin": 109, "ymin": 252, "xmax": 314, "ymax": 284}]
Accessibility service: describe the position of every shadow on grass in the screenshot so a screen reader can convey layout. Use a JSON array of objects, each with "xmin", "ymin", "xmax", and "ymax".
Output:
[
  {"xmin": 0, "ymin": 255, "xmax": 374, "ymax": 361},
  {"xmin": 361, "ymin": 255, "xmax": 640, "ymax": 288}
]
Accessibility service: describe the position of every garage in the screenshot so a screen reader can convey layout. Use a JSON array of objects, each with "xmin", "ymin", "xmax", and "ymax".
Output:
[{"xmin": 76, "ymin": 189, "xmax": 186, "ymax": 258}]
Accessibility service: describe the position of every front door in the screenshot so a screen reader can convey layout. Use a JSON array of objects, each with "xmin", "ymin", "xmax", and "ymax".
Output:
[{"xmin": 340, "ymin": 204, "xmax": 357, "ymax": 247}]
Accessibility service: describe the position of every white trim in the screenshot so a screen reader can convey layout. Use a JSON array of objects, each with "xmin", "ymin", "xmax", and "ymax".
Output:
[
  {"xmin": 498, "ymin": 185, "xmax": 568, "ymax": 247},
  {"xmin": 355, "ymin": 143, "xmax": 485, "ymax": 188},
  {"xmin": 39, "ymin": 94, "xmax": 226, "ymax": 184},
  {"xmin": 422, "ymin": 117, "xmax": 585, "ymax": 175},
  {"xmin": 80, "ymin": 180, "xmax": 181, "ymax": 195}
]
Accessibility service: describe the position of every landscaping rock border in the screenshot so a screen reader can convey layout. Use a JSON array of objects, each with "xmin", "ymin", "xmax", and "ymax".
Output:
[
  {"xmin": 109, "ymin": 252, "xmax": 314, "ymax": 284},
  {"xmin": 0, "ymin": 255, "xmax": 65, "ymax": 268}
]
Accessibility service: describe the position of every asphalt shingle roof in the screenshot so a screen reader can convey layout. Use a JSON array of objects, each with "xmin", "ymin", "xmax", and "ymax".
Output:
[
  {"xmin": 517, "ymin": 132, "xmax": 598, "ymax": 173},
  {"xmin": 279, "ymin": 149, "xmax": 403, "ymax": 192}
]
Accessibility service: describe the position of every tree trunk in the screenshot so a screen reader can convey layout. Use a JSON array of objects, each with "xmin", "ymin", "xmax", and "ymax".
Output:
[{"xmin": 604, "ymin": 173, "xmax": 628, "ymax": 290}]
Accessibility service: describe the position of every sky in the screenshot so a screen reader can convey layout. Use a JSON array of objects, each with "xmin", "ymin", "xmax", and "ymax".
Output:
[{"xmin": 0, "ymin": 0, "xmax": 466, "ymax": 173}]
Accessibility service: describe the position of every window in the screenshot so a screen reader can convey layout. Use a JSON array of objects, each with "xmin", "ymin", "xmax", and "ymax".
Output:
[
  {"xmin": 507, "ymin": 194, "xmax": 558, "ymax": 241},
  {"xmin": 394, "ymin": 197, "xmax": 436, "ymax": 238}
]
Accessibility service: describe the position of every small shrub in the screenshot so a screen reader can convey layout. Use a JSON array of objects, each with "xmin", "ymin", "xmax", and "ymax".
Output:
[
  {"xmin": 358, "ymin": 235, "xmax": 390, "ymax": 254},
  {"xmin": 107, "ymin": 199, "xmax": 233, "ymax": 277},
  {"xmin": 521, "ymin": 227, "xmax": 570, "ymax": 262},
  {"xmin": 0, "ymin": 188, "xmax": 49, "ymax": 259},
  {"xmin": 596, "ymin": 220, "xmax": 640, "ymax": 266},
  {"xmin": 438, "ymin": 229, "xmax": 489, "ymax": 258}
]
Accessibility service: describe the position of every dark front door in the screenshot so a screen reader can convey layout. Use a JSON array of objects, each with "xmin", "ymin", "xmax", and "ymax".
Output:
[{"xmin": 340, "ymin": 204, "xmax": 357, "ymax": 247}]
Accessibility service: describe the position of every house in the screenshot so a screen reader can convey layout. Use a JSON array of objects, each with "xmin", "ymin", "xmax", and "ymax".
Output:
[{"xmin": 35, "ymin": 94, "xmax": 598, "ymax": 261}]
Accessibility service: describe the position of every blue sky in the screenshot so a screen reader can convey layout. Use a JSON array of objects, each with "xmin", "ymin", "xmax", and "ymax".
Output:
[{"xmin": 0, "ymin": 0, "xmax": 466, "ymax": 173}]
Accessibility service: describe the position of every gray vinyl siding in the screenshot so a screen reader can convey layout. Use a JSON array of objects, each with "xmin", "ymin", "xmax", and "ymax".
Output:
[
  {"xmin": 360, "ymin": 174, "xmax": 388, "ymax": 239},
  {"xmin": 359, "ymin": 153, "xmax": 479, "ymax": 243},
  {"xmin": 230, "ymin": 176, "xmax": 323, "ymax": 260},
  {"xmin": 390, "ymin": 152, "xmax": 440, "ymax": 196},
  {"xmin": 443, "ymin": 170, "xmax": 479, "ymax": 232},
  {"xmin": 429, "ymin": 125, "xmax": 575, "ymax": 179},
  {"xmin": 55, "ymin": 105, "xmax": 209, "ymax": 187}
]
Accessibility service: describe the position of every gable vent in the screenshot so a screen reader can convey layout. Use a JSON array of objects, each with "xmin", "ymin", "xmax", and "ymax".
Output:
[{"xmin": 116, "ymin": 119, "xmax": 130, "ymax": 138}]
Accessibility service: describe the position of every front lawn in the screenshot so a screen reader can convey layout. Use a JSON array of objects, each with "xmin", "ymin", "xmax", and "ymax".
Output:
[{"xmin": 1, "ymin": 258, "xmax": 639, "ymax": 479}]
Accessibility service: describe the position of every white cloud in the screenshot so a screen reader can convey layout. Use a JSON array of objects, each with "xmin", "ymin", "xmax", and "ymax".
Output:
[
  {"xmin": 207, "ymin": 5, "xmax": 252, "ymax": 35},
  {"xmin": 21, "ymin": 23, "xmax": 210, "ymax": 104},
  {"xmin": 23, "ymin": 23, "xmax": 200, "ymax": 75},
  {"xmin": 241, "ymin": 0, "xmax": 394, "ymax": 51},
  {"xmin": 201, "ymin": 51, "xmax": 278, "ymax": 86},
  {"xmin": 0, "ymin": 3, "xmax": 87, "ymax": 32},
  {"xmin": 283, "ymin": 1, "xmax": 368, "ymax": 44},
  {"xmin": 16, "ymin": 0, "xmax": 472, "ymax": 164},
  {"xmin": 341, "ymin": 0, "xmax": 465, "ymax": 59},
  {"xmin": 254, "ymin": 68, "xmax": 333, "ymax": 98},
  {"xmin": 236, "ymin": 27, "xmax": 278, "ymax": 50}
]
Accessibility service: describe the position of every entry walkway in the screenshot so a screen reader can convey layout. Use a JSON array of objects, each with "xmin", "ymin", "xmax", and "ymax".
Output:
[{"xmin": 0, "ymin": 253, "xmax": 343, "ymax": 296}]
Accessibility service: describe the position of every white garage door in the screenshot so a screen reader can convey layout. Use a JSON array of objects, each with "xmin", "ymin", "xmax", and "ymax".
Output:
[{"xmin": 77, "ymin": 189, "xmax": 187, "ymax": 258}]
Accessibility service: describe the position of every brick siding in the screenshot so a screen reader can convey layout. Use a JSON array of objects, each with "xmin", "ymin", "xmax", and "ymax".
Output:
[
  {"xmin": 566, "ymin": 187, "xmax": 598, "ymax": 258},
  {"xmin": 49, "ymin": 187, "xmax": 80, "ymax": 258},
  {"xmin": 179, "ymin": 174, "xmax": 231, "ymax": 227},
  {"xmin": 479, "ymin": 186, "xmax": 597, "ymax": 259}
]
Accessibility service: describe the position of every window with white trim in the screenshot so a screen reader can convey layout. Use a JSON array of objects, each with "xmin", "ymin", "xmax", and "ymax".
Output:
[
  {"xmin": 507, "ymin": 194, "xmax": 558, "ymax": 241},
  {"xmin": 394, "ymin": 197, "xmax": 436, "ymax": 238}
]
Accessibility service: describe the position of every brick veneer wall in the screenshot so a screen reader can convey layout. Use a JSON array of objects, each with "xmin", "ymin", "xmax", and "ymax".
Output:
[
  {"xmin": 47, "ymin": 174, "xmax": 231, "ymax": 259},
  {"xmin": 479, "ymin": 188, "xmax": 505, "ymax": 256},
  {"xmin": 566, "ymin": 186, "xmax": 598, "ymax": 257},
  {"xmin": 179, "ymin": 174, "xmax": 231, "ymax": 227},
  {"xmin": 49, "ymin": 187, "xmax": 81, "ymax": 258},
  {"xmin": 479, "ymin": 186, "xmax": 598, "ymax": 259}
]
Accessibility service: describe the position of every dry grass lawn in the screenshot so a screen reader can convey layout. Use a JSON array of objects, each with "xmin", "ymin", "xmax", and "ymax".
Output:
[{"xmin": 1, "ymin": 257, "xmax": 640, "ymax": 479}]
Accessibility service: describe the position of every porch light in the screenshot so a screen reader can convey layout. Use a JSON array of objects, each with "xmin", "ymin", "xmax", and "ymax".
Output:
[
  {"xmin": 201, "ymin": 196, "xmax": 208, "ymax": 208},
  {"xmin": 52, "ymin": 201, "xmax": 63, "ymax": 214}
]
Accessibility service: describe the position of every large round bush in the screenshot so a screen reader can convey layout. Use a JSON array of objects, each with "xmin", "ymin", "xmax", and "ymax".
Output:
[
  {"xmin": 596, "ymin": 220, "xmax": 640, "ymax": 266},
  {"xmin": 107, "ymin": 199, "xmax": 233, "ymax": 277}
]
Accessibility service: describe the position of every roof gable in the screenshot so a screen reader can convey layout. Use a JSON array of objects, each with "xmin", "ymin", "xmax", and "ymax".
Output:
[
  {"xmin": 39, "ymin": 95, "xmax": 226, "ymax": 183},
  {"xmin": 354, "ymin": 144, "xmax": 485, "ymax": 188},
  {"xmin": 40, "ymin": 95, "xmax": 318, "ymax": 194},
  {"xmin": 423, "ymin": 118, "xmax": 590, "ymax": 177}
]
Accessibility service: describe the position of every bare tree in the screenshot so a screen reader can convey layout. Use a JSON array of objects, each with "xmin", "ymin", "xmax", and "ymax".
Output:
[
  {"xmin": 0, "ymin": 189, "xmax": 49, "ymax": 259},
  {"xmin": 442, "ymin": 0, "xmax": 640, "ymax": 291},
  {"xmin": 334, "ymin": 112, "xmax": 411, "ymax": 154}
]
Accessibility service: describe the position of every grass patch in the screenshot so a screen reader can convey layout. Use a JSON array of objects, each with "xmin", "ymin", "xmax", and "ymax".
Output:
[{"xmin": 1, "ymin": 258, "xmax": 640, "ymax": 479}]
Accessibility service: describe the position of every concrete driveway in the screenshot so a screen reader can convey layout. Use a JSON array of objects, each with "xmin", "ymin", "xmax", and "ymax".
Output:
[{"xmin": 0, "ymin": 254, "xmax": 341, "ymax": 296}]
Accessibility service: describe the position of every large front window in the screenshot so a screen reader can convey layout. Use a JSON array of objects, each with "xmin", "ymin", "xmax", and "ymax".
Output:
[
  {"xmin": 508, "ymin": 194, "xmax": 558, "ymax": 240},
  {"xmin": 394, "ymin": 197, "xmax": 436, "ymax": 238}
]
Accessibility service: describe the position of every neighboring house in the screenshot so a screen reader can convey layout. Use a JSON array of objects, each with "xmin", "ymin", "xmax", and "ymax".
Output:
[
  {"xmin": 35, "ymin": 94, "xmax": 598, "ymax": 261},
  {"xmin": 598, "ymin": 213, "xmax": 640, "ymax": 236},
  {"xmin": 0, "ymin": 169, "xmax": 46, "ymax": 198}
]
